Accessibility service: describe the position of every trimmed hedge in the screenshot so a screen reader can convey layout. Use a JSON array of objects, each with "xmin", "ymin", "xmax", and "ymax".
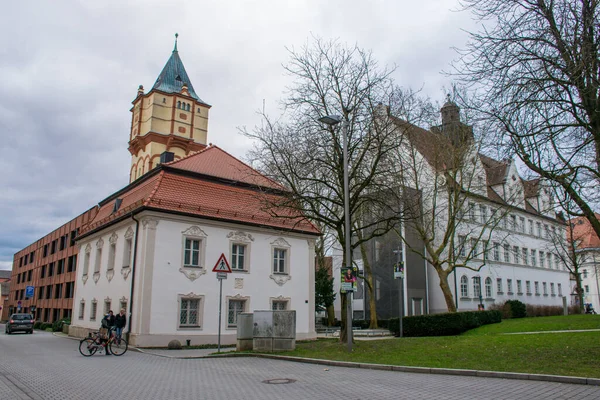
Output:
[
  {"xmin": 388, "ymin": 310, "xmax": 502, "ymax": 337},
  {"xmin": 52, "ymin": 318, "xmax": 71, "ymax": 332}
]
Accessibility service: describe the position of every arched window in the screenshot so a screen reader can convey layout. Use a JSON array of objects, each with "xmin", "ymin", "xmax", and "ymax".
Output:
[
  {"xmin": 177, "ymin": 101, "xmax": 181, "ymax": 109},
  {"xmin": 473, "ymin": 276, "xmax": 481, "ymax": 298},
  {"xmin": 485, "ymin": 277, "xmax": 492, "ymax": 298},
  {"xmin": 460, "ymin": 275, "xmax": 469, "ymax": 298},
  {"xmin": 186, "ymin": 103, "xmax": 190, "ymax": 112}
]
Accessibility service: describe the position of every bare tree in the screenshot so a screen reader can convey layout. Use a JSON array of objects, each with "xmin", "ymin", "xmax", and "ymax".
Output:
[
  {"xmin": 387, "ymin": 104, "xmax": 511, "ymax": 312},
  {"xmin": 243, "ymin": 37, "xmax": 406, "ymax": 340},
  {"xmin": 453, "ymin": 0, "xmax": 600, "ymax": 238}
]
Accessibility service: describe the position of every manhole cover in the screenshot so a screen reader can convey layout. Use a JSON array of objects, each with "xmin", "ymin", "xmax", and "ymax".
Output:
[{"xmin": 262, "ymin": 378, "xmax": 297, "ymax": 385}]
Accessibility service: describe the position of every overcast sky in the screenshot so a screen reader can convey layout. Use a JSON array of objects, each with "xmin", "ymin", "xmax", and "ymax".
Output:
[{"xmin": 0, "ymin": 0, "xmax": 475, "ymax": 270}]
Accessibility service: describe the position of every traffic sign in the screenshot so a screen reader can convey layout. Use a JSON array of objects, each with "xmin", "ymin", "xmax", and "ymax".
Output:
[
  {"xmin": 216, "ymin": 272, "xmax": 228, "ymax": 280},
  {"xmin": 25, "ymin": 286, "xmax": 34, "ymax": 299},
  {"xmin": 212, "ymin": 253, "xmax": 232, "ymax": 273},
  {"xmin": 17, "ymin": 301, "xmax": 22, "ymax": 306}
]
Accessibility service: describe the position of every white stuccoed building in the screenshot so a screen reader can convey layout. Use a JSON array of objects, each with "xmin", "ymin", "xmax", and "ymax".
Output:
[{"xmin": 69, "ymin": 146, "xmax": 320, "ymax": 347}]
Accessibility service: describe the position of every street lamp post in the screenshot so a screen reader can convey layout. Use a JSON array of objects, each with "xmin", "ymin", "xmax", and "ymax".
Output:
[
  {"xmin": 393, "ymin": 248, "xmax": 404, "ymax": 338},
  {"xmin": 318, "ymin": 114, "xmax": 352, "ymax": 352}
]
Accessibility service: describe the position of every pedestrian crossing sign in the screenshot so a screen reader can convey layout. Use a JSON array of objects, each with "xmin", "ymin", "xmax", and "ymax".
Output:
[{"xmin": 212, "ymin": 253, "xmax": 232, "ymax": 273}]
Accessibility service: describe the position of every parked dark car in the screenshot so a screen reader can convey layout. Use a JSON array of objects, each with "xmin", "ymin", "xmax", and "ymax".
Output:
[{"xmin": 5, "ymin": 313, "xmax": 34, "ymax": 334}]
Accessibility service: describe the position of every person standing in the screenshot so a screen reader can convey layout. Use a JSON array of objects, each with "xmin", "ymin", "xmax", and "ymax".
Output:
[{"xmin": 115, "ymin": 308, "xmax": 127, "ymax": 343}]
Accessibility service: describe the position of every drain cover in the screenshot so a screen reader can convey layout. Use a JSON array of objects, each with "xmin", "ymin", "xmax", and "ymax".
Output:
[{"xmin": 262, "ymin": 378, "xmax": 297, "ymax": 385}]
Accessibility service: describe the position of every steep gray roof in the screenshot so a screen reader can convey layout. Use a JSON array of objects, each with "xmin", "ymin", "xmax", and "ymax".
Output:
[
  {"xmin": 152, "ymin": 43, "xmax": 204, "ymax": 103},
  {"xmin": 0, "ymin": 270, "xmax": 11, "ymax": 280}
]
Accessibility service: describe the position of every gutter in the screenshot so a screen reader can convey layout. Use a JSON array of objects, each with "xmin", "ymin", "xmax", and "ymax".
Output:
[{"xmin": 126, "ymin": 213, "xmax": 141, "ymax": 344}]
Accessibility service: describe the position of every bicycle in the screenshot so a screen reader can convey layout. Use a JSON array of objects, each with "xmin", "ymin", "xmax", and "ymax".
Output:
[{"xmin": 79, "ymin": 328, "xmax": 128, "ymax": 357}]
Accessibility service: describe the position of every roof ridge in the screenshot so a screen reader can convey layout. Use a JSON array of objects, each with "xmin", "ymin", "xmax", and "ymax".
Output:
[
  {"xmin": 163, "ymin": 146, "xmax": 211, "ymax": 166},
  {"xmin": 144, "ymin": 170, "xmax": 166, "ymax": 207}
]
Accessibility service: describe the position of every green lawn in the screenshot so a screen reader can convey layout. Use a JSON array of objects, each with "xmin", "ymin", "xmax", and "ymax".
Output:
[{"xmin": 277, "ymin": 315, "xmax": 600, "ymax": 378}]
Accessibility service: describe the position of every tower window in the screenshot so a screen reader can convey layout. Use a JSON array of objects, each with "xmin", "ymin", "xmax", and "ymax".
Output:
[
  {"xmin": 177, "ymin": 101, "xmax": 181, "ymax": 109},
  {"xmin": 163, "ymin": 98, "xmax": 166, "ymax": 104},
  {"xmin": 186, "ymin": 103, "xmax": 190, "ymax": 112}
]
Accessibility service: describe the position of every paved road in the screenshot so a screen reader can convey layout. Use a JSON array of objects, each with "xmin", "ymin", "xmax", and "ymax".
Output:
[{"xmin": 1, "ymin": 326, "xmax": 599, "ymax": 400}]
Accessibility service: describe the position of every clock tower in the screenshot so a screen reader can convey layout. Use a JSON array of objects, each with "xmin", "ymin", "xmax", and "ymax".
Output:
[{"xmin": 128, "ymin": 34, "xmax": 210, "ymax": 182}]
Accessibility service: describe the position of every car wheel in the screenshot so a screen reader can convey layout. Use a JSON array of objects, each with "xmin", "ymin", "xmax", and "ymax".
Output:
[{"xmin": 29, "ymin": 330, "xmax": 33, "ymax": 334}]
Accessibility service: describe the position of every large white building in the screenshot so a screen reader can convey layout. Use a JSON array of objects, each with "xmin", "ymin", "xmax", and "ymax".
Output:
[
  {"xmin": 333, "ymin": 101, "xmax": 571, "ymax": 320},
  {"xmin": 69, "ymin": 43, "xmax": 319, "ymax": 347}
]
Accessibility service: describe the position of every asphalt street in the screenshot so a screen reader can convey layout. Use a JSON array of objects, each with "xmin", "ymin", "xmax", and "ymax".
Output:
[{"xmin": 1, "ymin": 326, "xmax": 599, "ymax": 400}]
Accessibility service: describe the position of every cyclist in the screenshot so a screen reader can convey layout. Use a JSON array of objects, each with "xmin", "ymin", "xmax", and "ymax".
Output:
[{"xmin": 100, "ymin": 310, "xmax": 116, "ymax": 356}]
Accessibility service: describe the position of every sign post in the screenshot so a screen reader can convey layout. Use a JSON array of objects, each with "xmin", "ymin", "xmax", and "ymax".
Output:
[
  {"xmin": 212, "ymin": 253, "xmax": 232, "ymax": 353},
  {"xmin": 393, "ymin": 248, "xmax": 404, "ymax": 338}
]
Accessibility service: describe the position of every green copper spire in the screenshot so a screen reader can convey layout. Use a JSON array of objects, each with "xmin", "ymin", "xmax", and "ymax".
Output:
[{"xmin": 152, "ymin": 34, "xmax": 204, "ymax": 102}]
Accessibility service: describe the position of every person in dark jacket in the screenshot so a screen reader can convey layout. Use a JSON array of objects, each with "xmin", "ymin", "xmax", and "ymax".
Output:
[
  {"xmin": 114, "ymin": 308, "xmax": 127, "ymax": 343},
  {"xmin": 101, "ymin": 310, "xmax": 116, "ymax": 355}
]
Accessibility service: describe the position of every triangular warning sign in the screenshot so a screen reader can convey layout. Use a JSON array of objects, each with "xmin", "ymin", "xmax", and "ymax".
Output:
[{"xmin": 212, "ymin": 253, "xmax": 232, "ymax": 273}]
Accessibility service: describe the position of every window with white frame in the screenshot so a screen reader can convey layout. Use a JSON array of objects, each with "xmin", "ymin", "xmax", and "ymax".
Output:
[
  {"xmin": 535, "ymin": 281, "xmax": 540, "ymax": 295},
  {"xmin": 227, "ymin": 299, "xmax": 247, "ymax": 327},
  {"xmin": 519, "ymin": 217, "xmax": 525, "ymax": 232},
  {"xmin": 483, "ymin": 241, "xmax": 489, "ymax": 261},
  {"xmin": 469, "ymin": 202, "xmax": 476, "ymax": 220},
  {"xmin": 485, "ymin": 277, "xmax": 492, "ymax": 298},
  {"xmin": 585, "ymin": 285, "xmax": 590, "ymax": 293},
  {"xmin": 583, "ymin": 269, "xmax": 588, "ymax": 278},
  {"xmin": 179, "ymin": 296, "xmax": 203, "ymax": 328},
  {"xmin": 550, "ymin": 283, "xmax": 555, "ymax": 296},
  {"xmin": 123, "ymin": 238, "xmax": 133, "ymax": 268},
  {"xmin": 526, "ymin": 280, "xmax": 531, "ymax": 295},
  {"xmin": 458, "ymin": 236, "xmax": 466, "ymax": 257},
  {"xmin": 460, "ymin": 275, "xmax": 469, "ymax": 298},
  {"xmin": 507, "ymin": 279, "xmax": 513, "ymax": 294},
  {"xmin": 479, "ymin": 205, "xmax": 487, "ymax": 224},
  {"xmin": 79, "ymin": 300, "xmax": 85, "ymax": 320},
  {"xmin": 120, "ymin": 300, "xmax": 127, "ymax": 313},
  {"xmin": 510, "ymin": 215, "xmax": 517, "ymax": 230},
  {"xmin": 503, "ymin": 244, "xmax": 510, "ymax": 263},
  {"xmin": 544, "ymin": 224, "xmax": 549, "ymax": 238},
  {"xmin": 539, "ymin": 251, "xmax": 545, "ymax": 268},
  {"xmin": 558, "ymin": 283, "xmax": 562, "ymax": 296},
  {"xmin": 513, "ymin": 246, "xmax": 520, "ymax": 264},
  {"xmin": 94, "ymin": 248, "xmax": 102, "ymax": 274},
  {"xmin": 493, "ymin": 242, "xmax": 500, "ymax": 261},
  {"xmin": 83, "ymin": 249, "xmax": 91, "ymax": 277},
  {"xmin": 273, "ymin": 248, "xmax": 288, "ymax": 274},
  {"xmin": 184, "ymin": 238, "xmax": 202, "ymax": 267},
  {"xmin": 531, "ymin": 250, "xmax": 537, "ymax": 267},
  {"xmin": 104, "ymin": 299, "xmax": 111, "ymax": 315},
  {"xmin": 90, "ymin": 300, "xmax": 98, "ymax": 321},
  {"xmin": 272, "ymin": 300, "xmax": 288, "ymax": 310},
  {"xmin": 107, "ymin": 243, "xmax": 116, "ymax": 271},
  {"xmin": 473, "ymin": 277, "xmax": 481, "ymax": 298},
  {"xmin": 471, "ymin": 239, "xmax": 479, "ymax": 258},
  {"xmin": 517, "ymin": 280, "xmax": 522, "ymax": 294},
  {"xmin": 522, "ymin": 248, "xmax": 528, "ymax": 265},
  {"xmin": 543, "ymin": 282, "xmax": 548, "ymax": 295},
  {"xmin": 231, "ymin": 243, "xmax": 247, "ymax": 271},
  {"xmin": 536, "ymin": 221, "xmax": 542, "ymax": 237},
  {"xmin": 528, "ymin": 219, "xmax": 534, "ymax": 235},
  {"xmin": 181, "ymin": 226, "xmax": 207, "ymax": 270},
  {"xmin": 497, "ymin": 278, "xmax": 503, "ymax": 294}
]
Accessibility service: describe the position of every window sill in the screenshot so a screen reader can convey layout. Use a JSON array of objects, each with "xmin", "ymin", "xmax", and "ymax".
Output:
[
  {"xmin": 507, "ymin": 292, "xmax": 514, "ymax": 295},
  {"xmin": 543, "ymin": 294, "xmax": 548, "ymax": 297},
  {"xmin": 526, "ymin": 293, "xmax": 532, "ymax": 296},
  {"xmin": 535, "ymin": 294, "xmax": 541, "ymax": 296},
  {"xmin": 517, "ymin": 292, "xmax": 523, "ymax": 295},
  {"xmin": 497, "ymin": 291, "xmax": 504, "ymax": 295},
  {"xmin": 232, "ymin": 269, "xmax": 249, "ymax": 274},
  {"xmin": 177, "ymin": 326, "xmax": 202, "ymax": 331}
]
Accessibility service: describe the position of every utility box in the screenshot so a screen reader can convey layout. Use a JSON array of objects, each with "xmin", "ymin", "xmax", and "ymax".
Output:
[
  {"xmin": 252, "ymin": 310, "xmax": 296, "ymax": 352},
  {"xmin": 236, "ymin": 313, "xmax": 254, "ymax": 351}
]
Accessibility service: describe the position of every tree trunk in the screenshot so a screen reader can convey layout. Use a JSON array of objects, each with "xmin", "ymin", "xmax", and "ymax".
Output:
[
  {"xmin": 437, "ymin": 268, "xmax": 457, "ymax": 312},
  {"xmin": 327, "ymin": 305, "xmax": 335, "ymax": 326},
  {"xmin": 339, "ymin": 293, "xmax": 348, "ymax": 343},
  {"xmin": 359, "ymin": 241, "xmax": 378, "ymax": 329}
]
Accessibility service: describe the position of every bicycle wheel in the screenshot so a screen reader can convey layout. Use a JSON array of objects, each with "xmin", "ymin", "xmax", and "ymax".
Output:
[
  {"xmin": 109, "ymin": 338, "xmax": 128, "ymax": 356},
  {"xmin": 79, "ymin": 338, "xmax": 98, "ymax": 357}
]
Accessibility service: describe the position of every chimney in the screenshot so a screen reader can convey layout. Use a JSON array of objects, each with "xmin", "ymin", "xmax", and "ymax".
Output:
[{"xmin": 160, "ymin": 151, "xmax": 175, "ymax": 164}]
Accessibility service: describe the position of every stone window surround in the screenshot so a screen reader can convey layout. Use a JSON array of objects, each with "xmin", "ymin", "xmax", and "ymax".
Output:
[
  {"xmin": 270, "ymin": 238, "xmax": 292, "ymax": 286},
  {"xmin": 270, "ymin": 295, "xmax": 291, "ymax": 311},
  {"xmin": 177, "ymin": 292, "xmax": 205, "ymax": 330},
  {"xmin": 179, "ymin": 226, "xmax": 208, "ymax": 281},
  {"xmin": 226, "ymin": 294, "xmax": 250, "ymax": 329},
  {"xmin": 227, "ymin": 231, "xmax": 254, "ymax": 273}
]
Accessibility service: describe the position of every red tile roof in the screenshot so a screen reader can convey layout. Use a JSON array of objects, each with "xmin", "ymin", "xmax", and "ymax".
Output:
[
  {"xmin": 166, "ymin": 145, "xmax": 285, "ymax": 190},
  {"xmin": 570, "ymin": 215, "xmax": 600, "ymax": 249},
  {"xmin": 80, "ymin": 148, "xmax": 319, "ymax": 237}
]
